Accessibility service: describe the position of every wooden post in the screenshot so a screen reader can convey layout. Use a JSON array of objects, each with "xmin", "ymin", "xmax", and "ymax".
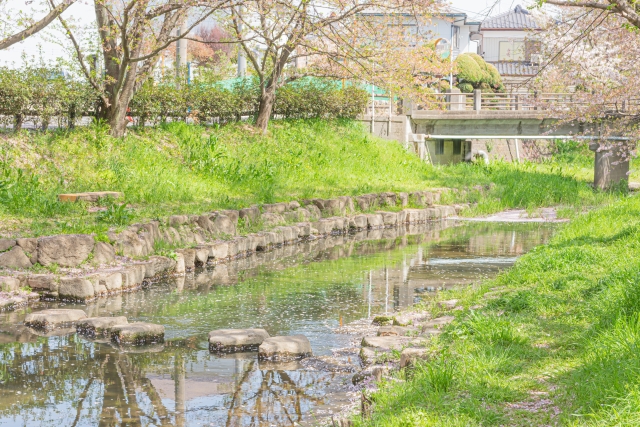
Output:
[
  {"xmin": 473, "ymin": 89, "xmax": 482, "ymax": 111},
  {"xmin": 516, "ymin": 95, "xmax": 522, "ymax": 111},
  {"xmin": 534, "ymin": 91, "xmax": 539, "ymax": 111}
]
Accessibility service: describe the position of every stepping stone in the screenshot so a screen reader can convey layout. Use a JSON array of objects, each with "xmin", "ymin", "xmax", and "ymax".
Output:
[
  {"xmin": 352, "ymin": 364, "xmax": 391, "ymax": 385},
  {"xmin": 393, "ymin": 312, "xmax": 427, "ymax": 326},
  {"xmin": 58, "ymin": 191, "xmax": 123, "ymax": 203},
  {"xmin": 208, "ymin": 328, "xmax": 270, "ymax": 352},
  {"xmin": 361, "ymin": 336, "xmax": 409, "ymax": 351},
  {"xmin": 377, "ymin": 326, "xmax": 411, "ymax": 337},
  {"xmin": 258, "ymin": 335, "xmax": 312, "ymax": 361},
  {"xmin": 77, "ymin": 316, "xmax": 129, "ymax": 338},
  {"xmin": 421, "ymin": 315, "xmax": 455, "ymax": 329},
  {"xmin": 400, "ymin": 348, "xmax": 430, "ymax": 368},
  {"xmin": 371, "ymin": 313, "xmax": 394, "ymax": 326},
  {"xmin": 110, "ymin": 322, "xmax": 164, "ymax": 345},
  {"xmin": 24, "ymin": 309, "xmax": 87, "ymax": 330}
]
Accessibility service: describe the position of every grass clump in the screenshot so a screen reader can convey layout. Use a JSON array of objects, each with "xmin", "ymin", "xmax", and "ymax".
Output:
[{"xmin": 354, "ymin": 194, "xmax": 640, "ymax": 427}]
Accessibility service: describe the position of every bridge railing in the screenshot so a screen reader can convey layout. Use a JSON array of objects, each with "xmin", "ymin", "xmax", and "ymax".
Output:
[{"xmin": 410, "ymin": 90, "xmax": 640, "ymax": 113}]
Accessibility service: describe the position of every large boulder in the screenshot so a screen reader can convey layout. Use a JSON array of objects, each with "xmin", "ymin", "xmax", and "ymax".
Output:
[
  {"xmin": 258, "ymin": 335, "xmax": 313, "ymax": 361},
  {"xmin": 37, "ymin": 234, "xmax": 95, "ymax": 267},
  {"xmin": 77, "ymin": 316, "xmax": 129, "ymax": 338},
  {"xmin": 208, "ymin": 328, "xmax": 270, "ymax": 352},
  {"xmin": 24, "ymin": 309, "xmax": 87, "ymax": 329},
  {"xmin": 16, "ymin": 238, "xmax": 38, "ymax": 264},
  {"xmin": 0, "ymin": 246, "xmax": 32, "ymax": 269},
  {"xmin": 110, "ymin": 322, "xmax": 165, "ymax": 345}
]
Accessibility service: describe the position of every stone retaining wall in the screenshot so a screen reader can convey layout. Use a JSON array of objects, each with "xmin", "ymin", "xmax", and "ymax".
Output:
[{"xmin": 0, "ymin": 190, "xmax": 465, "ymax": 311}]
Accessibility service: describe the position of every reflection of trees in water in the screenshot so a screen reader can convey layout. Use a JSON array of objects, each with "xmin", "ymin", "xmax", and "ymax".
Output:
[{"xmin": 0, "ymin": 339, "xmax": 336, "ymax": 427}]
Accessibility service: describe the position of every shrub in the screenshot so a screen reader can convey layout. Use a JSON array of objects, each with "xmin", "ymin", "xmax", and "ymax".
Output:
[
  {"xmin": 458, "ymin": 82, "xmax": 474, "ymax": 93},
  {"xmin": 454, "ymin": 53, "xmax": 504, "ymax": 91}
]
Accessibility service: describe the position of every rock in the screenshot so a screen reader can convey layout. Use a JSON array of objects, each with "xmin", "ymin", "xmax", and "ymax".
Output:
[
  {"xmin": 400, "ymin": 348, "xmax": 430, "ymax": 368},
  {"xmin": 394, "ymin": 313, "xmax": 427, "ymax": 326},
  {"xmin": 0, "ymin": 238, "xmax": 16, "ymax": 252},
  {"xmin": 27, "ymin": 274, "xmax": 58, "ymax": 292},
  {"xmin": 422, "ymin": 315, "xmax": 455, "ymax": 328},
  {"xmin": 59, "ymin": 277, "xmax": 95, "ymax": 301},
  {"xmin": 212, "ymin": 214, "xmax": 236, "ymax": 236},
  {"xmin": 16, "ymin": 238, "xmax": 38, "ymax": 263},
  {"xmin": 0, "ymin": 246, "xmax": 32, "ymax": 269},
  {"xmin": 24, "ymin": 309, "xmax": 87, "ymax": 329},
  {"xmin": 366, "ymin": 214, "xmax": 384, "ymax": 229},
  {"xmin": 437, "ymin": 299, "xmax": 459, "ymax": 310},
  {"xmin": 168, "ymin": 215, "xmax": 189, "ymax": 227},
  {"xmin": 77, "ymin": 316, "xmax": 129, "ymax": 337},
  {"xmin": 398, "ymin": 192, "xmax": 408, "ymax": 207},
  {"xmin": 58, "ymin": 191, "xmax": 122, "ymax": 203},
  {"xmin": 359, "ymin": 347, "xmax": 391, "ymax": 365},
  {"xmin": 220, "ymin": 209, "xmax": 239, "ymax": 225},
  {"xmin": 258, "ymin": 335, "xmax": 313, "ymax": 361},
  {"xmin": 261, "ymin": 212, "xmax": 284, "ymax": 227},
  {"xmin": 174, "ymin": 253, "xmax": 186, "ymax": 274},
  {"xmin": 37, "ymin": 234, "xmax": 95, "ymax": 267},
  {"xmin": 379, "ymin": 211, "xmax": 398, "ymax": 226},
  {"xmin": 176, "ymin": 248, "xmax": 196, "ymax": 270},
  {"xmin": 372, "ymin": 314, "xmax": 394, "ymax": 326},
  {"xmin": 349, "ymin": 215, "xmax": 368, "ymax": 230},
  {"xmin": 93, "ymin": 241, "xmax": 116, "ymax": 264},
  {"xmin": 97, "ymin": 271, "xmax": 124, "ymax": 292},
  {"xmin": 361, "ymin": 336, "xmax": 409, "ymax": 351},
  {"xmin": 208, "ymin": 328, "xmax": 271, "ymax": 352},
  {"xmin": 377, "ymin": 326, "xmax": 411, "ymax": 337},
  {"xmin": 239, "ymin": 206, "xmax": 261, "ymax": 224},
  {"xmin": 0, "ymin": 276, "xmax": 20, "ymax": 292},
  {"xmin": 289, "ymin": 201, "xmax": 301, "ymax": 210},
  {"xmin": 352, "ymin": 365, "xmax": 391, "ymax": 385},
  {"xmin": 262, "ymin": 203, "xmax": 288, "ymax": 214},
  {"xmin": 110, "ymin": 322, "xmax": 165, "ymax": 345},
  {"xmin": 421, "ymin": 327, "xmax": 443, "ymax": 337}
]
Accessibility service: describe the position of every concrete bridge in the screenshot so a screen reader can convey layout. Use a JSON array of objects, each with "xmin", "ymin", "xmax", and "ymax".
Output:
[{"xmin": 359, "ymin": 89, "xmax": 637, "ymax": 190}]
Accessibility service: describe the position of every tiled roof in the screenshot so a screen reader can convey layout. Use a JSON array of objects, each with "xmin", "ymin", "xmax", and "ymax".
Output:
[
  {"xmin": 481, "ymin": 5, "xmax": 540, "ymax": 30},
  {"xmin": 492, "ymin": 61, "xmax": 539, "ymax": 76}
]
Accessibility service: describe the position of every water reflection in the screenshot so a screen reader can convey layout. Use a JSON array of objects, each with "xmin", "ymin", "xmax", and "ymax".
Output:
[{"xmin": 0, "ymin": 222, "xmax": 555, "ymax": 426}]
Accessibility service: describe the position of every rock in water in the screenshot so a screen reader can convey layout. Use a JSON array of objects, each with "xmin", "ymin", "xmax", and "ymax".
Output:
[
  {"xmin": 208, "ymin": 328, "xmax": 270, "ymax": 352},
  {"xmin": 110, "ymin": 323, "xmax": 164, "ymax": 345},
  {"xmin": 24, "ymin": 309, "xmax": 87, "ymax": 330},
  {"xmin": 258, "ymin": 335, "xmax": 312, "ymax": 361},
  {"xmin": 76, "ymin": 316, "xmax": 129, "ymax": 338}
]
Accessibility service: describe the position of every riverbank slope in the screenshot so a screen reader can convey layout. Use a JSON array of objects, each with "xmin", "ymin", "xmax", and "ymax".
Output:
[{"xmin": 356, "ymin": 193, "xmax": 640, "ymax": 426}]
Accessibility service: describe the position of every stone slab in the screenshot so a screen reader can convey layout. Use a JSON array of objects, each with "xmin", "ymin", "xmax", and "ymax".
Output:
[
  {"xmin": 58, "ymin": 191, "xmax": 123, "ymax": 203},
  {"xmin": 208, "ymin": 328, "xmax": 270, "ymax": 352},
  {"xmin": 24, "ymin": 309, "xmax": 87, "ymax": 330},
  {"xmin": 110, "ymin": 322, "xmax": 165, "ymax": 345},
  {"xmin": 361, "ymin": 335, "xmax": 409, "ymax": 351},
  {"xmin": 77, "ymin": 316, "xmax": 129, "ymax": 338},
  {"xmin": 258, "ymin": 335, "xmax": 312, "ymax": 361}
]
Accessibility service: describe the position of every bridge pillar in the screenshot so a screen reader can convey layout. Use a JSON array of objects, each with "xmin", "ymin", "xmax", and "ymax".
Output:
[{"xmin": 589, "ymin": 143, "xmax": 629, "ymax": 190}]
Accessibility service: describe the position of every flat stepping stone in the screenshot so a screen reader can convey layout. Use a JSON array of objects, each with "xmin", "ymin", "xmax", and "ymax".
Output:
[
  {"xmin": 24, "ymin": 309, "xmax": 87, "ymax": 330},
  {"xmin": 393, "ymin": 312, "xmax": 427, "ymax": 326},
  {"xmin": 110, "ymin": 322, "xmax": 164, "ymax": 345},
  {"xmin": 377, "ymin": 326, "xmax": 411, "ymax": 337},
  {"xmin": 361, "ymin": 336, "xmax": 409, "ymax": 351},
  {"xmin": 258, "ymin": 335, "xmax": 312, "ymax": 361},
  {"xmin": 372, "ymin": 313, "xmax": 394, "ymax": 325},
  {"xmin": 437, "ymin": 299, "xmax": 459, "ymax": 310},
  {"xmin": 58, "ymin": 191, "xmax": 123, "ymax": 203},
  {"xmin": 77, "ymin": 316, "xmax": 129, "ymax": 338},
  {"xmin": 208, "ymin": 328, "xmax": 270, "ymax": 352},
  {"xmin": 421, "ymin": 315, "xmax": 455, "ymax": 329}
]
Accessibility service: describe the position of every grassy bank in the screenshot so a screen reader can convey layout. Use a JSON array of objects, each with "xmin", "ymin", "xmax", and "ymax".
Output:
[
  {"xmin": 355, "ymin": 193, "xmax": 640, "ymax": 426},
  {"xmin": 0, "ymin": 119, "xmax": 625, "ymax": 237}
]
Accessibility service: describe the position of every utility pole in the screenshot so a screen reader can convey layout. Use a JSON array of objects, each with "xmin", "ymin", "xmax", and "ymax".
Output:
[
  {"xmin": 237, "ymin": 7, "xmax": 246, "ymax": 78},
  {"xmin": 176, "ymin": 22, "xmax": 188, "ymax": 79}
]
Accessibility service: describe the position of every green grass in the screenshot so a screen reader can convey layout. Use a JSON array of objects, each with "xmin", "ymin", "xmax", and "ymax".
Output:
[
  {"xmin": 354, "ymin": 193, "xmax": 640, "ymax": 427},
  {"xmin": 0, "ymin": 119, "xmax": 627, "ymax": 237}
]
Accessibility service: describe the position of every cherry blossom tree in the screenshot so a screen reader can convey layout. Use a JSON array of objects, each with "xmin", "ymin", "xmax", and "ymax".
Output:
[
  {"xmin": 0, "ymin": 0, "xmax": 77, "ymax": 50},
  {"xmin": 221, "ymin": 0, "xmax": 446, "ymax": 133}
]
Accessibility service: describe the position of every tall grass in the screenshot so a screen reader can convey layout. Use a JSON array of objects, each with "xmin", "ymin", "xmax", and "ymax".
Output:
[
  {"xmin": 0, "ymin": 119, "xmax": 625, "ymax": 236},
  {"xmin": 355, "ymin": 194, "xmax": 640, "ymax": 427}
]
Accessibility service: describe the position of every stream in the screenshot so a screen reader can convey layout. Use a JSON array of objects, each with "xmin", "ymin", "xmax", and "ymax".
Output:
[{"xmin": 0, "ymin": 221, "xmax": 555, "ymax": 426}]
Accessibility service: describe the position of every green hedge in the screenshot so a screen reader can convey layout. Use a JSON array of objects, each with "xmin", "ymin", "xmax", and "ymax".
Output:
[
  {"xmin": 0, "ymin": 66, "xmax": 369, "ymax": 129},
  {"xmin": 454, "ymin": 53, "xmax": 505, "ymax": 93}
]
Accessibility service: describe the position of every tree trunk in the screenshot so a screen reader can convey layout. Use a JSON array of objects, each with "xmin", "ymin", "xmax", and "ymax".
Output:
[{"xmin": 255, "ymin": 84, "xmax": 277, "ymax": 133}]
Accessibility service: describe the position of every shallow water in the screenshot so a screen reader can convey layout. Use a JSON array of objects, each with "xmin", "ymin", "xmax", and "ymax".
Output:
[{"xmin": 0, "ymin": 222, "xmax": 555, "ymax": 426}]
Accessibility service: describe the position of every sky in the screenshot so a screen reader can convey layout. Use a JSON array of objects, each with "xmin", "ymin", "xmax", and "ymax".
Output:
[{"xmin": 0, "ymin": 0, "xmax": 534, "ymax": 67}]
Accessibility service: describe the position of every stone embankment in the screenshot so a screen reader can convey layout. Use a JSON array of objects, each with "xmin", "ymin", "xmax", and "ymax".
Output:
[{"xmin": 0, "ymin": 189, "xmax": 466, "ymax": 311}]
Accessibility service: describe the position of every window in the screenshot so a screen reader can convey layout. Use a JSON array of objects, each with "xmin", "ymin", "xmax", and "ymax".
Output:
[
  {"xmin": 452, "ymin": 26, "xmax": 460, "ymax": 49},
  {"xmin": 435, "ymin": 140, "xmax": 444, "ymax": 155},
  {"xmin": 499, "ymin": 41, "xmax": 525, "ymax": 61},
  {"xmin": 453, "ymin": 140, "xmax": 462, "ymax": 155}
]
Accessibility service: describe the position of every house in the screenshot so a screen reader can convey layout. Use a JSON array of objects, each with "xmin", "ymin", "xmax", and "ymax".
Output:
[{"xmin": 479, "ymin": 5, "xmax": 541, "ymax": 88}]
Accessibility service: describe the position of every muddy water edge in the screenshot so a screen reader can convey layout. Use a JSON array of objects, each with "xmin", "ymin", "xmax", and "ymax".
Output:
[{"xmin": 0, "ymin": 221, "xmax": 555, "ymax": 427}]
